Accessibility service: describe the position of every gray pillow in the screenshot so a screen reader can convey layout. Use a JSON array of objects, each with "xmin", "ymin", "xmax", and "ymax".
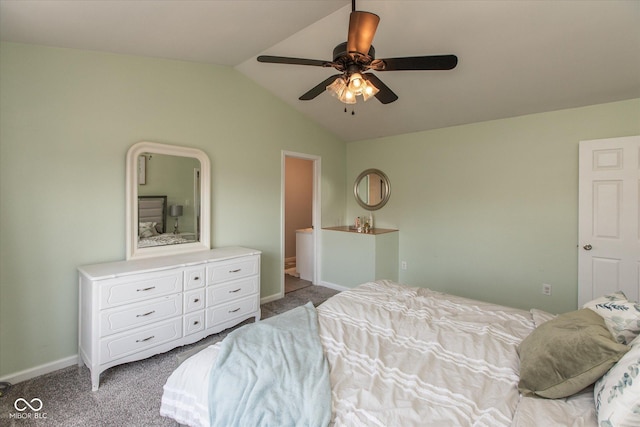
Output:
[{"xmin": 518, "ymin": 309, "xmax": 629, "ymax": 399}]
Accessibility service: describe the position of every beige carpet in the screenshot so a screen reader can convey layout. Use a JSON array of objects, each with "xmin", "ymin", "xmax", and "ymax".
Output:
[{"xmin": 0, "ymin": 285, "xmax": 339, "ymax": 426}]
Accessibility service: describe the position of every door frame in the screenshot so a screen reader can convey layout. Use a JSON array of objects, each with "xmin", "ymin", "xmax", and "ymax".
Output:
[{"xmin": 280, "ymin": 150, "xmax": 321, "ymax": 297}]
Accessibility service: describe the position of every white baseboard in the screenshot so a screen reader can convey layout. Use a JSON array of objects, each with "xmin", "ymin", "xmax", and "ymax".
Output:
[
  {"xmin": 317, "ymin": 281, "xmax": 350, "ymax": 292},
  {"xmin": 260, "ymin": 291, "xmax": 284, "ymax": 304},
  {"xmin": 0, "ymin": 354, "xmax": 78, "ymax": 385}
]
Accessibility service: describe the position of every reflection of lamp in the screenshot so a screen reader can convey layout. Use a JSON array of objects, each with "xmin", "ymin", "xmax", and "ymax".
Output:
[{"xmin": 169, "ymin": 205, "xmax": 183, "ymax": 234}]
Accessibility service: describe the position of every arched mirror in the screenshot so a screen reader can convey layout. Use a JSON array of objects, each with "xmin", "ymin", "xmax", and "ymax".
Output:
[
  {"xmin": 354, "ymin": 168, "xmax": 391, "ymax": 210},
  {"xmin": 126, "ymin": 141, "xmax": 211, "ymax": 260}
]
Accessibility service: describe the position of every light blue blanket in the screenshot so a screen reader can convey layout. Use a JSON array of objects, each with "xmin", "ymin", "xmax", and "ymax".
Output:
[{"xmin": 208, "ymin": 302, "xmax": 331, "ymax": 427}]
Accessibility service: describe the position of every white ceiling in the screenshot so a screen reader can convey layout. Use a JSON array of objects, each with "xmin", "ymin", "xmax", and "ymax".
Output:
[{"xmin": 2, "ymin": 0, "xmax": 639, "ymax": 142}]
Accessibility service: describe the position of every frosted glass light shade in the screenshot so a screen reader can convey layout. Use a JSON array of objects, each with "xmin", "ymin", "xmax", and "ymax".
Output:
[{"xmin": 362, "ymin": 81, "xmax": 379, "ymax": 101}]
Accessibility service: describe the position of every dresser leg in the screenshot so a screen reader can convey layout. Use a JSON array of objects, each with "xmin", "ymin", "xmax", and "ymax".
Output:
[{"xmin": 91, "ymin": 371, "xmax": 100, "ymax": 391}]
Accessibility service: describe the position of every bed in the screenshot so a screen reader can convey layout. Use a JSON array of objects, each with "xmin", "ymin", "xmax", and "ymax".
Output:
[
  {"xmin": 138, "ymin": 195, "xmax": 190, "ymax": 247},
  {"xmin": 160, "ymin": 280, "xmax": 639, "ymax": 427}
]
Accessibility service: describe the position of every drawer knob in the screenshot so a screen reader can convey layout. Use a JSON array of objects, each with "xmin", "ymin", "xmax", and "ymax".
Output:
[
  {"xmin": 229, "ymin": 288, "xmax": 241, "ymax": 293},
  {"xmin": 194, "ymin": 276, "xmax": 200, "ymax": 281},
  {"xmin": 229, "ymin": 308, "xmax": 241, "ymax": 313},
  {"xmin": 194, "ymin": 298, "xmax": 200, "ymax": 303},
  {"xmin": 136, "ymin": 310, "xmax": 156, "ymax": 318},
  {"xmin": 194, "ymin": 321, "xmax": 200, "ymax": 325},
  {"xmin": 136, "ymin": 335, "xmax": 155, "ymax": 343},
  {"xmin": 136, "ymin": 286, "xmax": 156, "ymax": 292},
  {"xmin": 229, "ymin": 269, "xmax": 241, "ymax": 273}
]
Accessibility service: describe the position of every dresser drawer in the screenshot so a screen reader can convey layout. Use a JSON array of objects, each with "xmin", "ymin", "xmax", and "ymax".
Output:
[
  {"xmin": 184, "ymin": 311, "xmax": 205, "ymax": 336},
  {"xmin": 206, "ymin": 295, "xmax": 259, "ymax": 328},
  {"xmin": 206, "ymin": 276, "xmax": 259, "ymax": 306},
  {"xmin": 184, "ymin": 266, "xmax": 205, "ymax": 290},
  {"xmin": 207, "ymin": 256, "xmax": 259, "ymax": 285},
  {"xmin": 100, "ymin": 271, "xmax": 183, "ymax": 309},
  {"xmin": 100, "ymin": 294, "xmax": 182, "ymax": 337},
  {"xmin": 184, "ymin": 288, "xmax": 205, "ymax": 313},
  {"xmin": 100, "ymin": 318, "xmax": 182, "ymax": 362}
]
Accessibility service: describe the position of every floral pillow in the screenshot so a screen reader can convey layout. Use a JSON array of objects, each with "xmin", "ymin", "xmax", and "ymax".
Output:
[
  {"xmin": 584, "ymin": 292, "xmax": 640, "ymax": 345},
  {"xmin": 594, "ymin": 334, "xmax": 640, "ymax": 427},
  {"xmin": 139, "ymin": 222, "xmax": 160, "ymax": 238}
]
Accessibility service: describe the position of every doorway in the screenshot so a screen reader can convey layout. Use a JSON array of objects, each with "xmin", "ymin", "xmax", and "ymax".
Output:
[
  {"xmin": 282, "ymin": 151, "xmax": 321, "ymax": 296},
  {"xmin": 578, "ymin": 135, "xmax": 640, "ymax": 305}
]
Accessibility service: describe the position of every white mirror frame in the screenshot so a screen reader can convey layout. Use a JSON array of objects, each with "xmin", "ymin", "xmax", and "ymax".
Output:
[{"xmin": 126, "ymin": 141, "xmax": 211, "ymax": 260}]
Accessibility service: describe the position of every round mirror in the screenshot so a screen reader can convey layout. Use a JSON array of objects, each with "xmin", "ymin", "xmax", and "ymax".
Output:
[{"xmin": 354, "ymin": 168, "xmax": 391, "ymax": 210}]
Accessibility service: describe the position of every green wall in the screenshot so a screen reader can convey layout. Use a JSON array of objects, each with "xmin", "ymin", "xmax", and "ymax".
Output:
[
  {"xmin": 0, "ymin": 42, "xmax": 346, "ymax": 377},
  {"xmin": 345, "ymin": 98, "xmax": 640, "ymax": 314}
]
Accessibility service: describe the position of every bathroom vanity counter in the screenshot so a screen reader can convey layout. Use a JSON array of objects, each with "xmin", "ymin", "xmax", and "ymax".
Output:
[{"xmin": 323, "ymin": 226, "xmax": 398, "ymax": 235}]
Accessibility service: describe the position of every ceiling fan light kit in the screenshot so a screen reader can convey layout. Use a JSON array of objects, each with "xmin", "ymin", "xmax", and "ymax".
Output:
[
  {"xmin": 257, "ymin": 0, "xmax": 457, "ymax": 106},
  {"xmin": 326, "ymin": 72, "xmax": 379, "ymax": 104}
]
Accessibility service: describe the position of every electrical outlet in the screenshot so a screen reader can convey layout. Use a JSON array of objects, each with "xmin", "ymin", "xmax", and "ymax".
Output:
[
  {"xmin": 401, "ymin": 261, "xmax": 407, "ymax": 270},
  {"xmin": 542, "ymin": 283, "xmax": 552, "ymax": 296}
]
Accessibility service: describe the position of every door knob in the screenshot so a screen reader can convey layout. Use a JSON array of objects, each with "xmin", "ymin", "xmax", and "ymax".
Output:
[{"xmin": 583, "ymin": 244, "xmax": 593, "ymax": 251}]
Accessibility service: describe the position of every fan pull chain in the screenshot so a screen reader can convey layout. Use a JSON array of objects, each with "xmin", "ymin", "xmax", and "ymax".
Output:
[{"xmin": 343, "ymin": 106, "xmax": 356, "ymax": 115}]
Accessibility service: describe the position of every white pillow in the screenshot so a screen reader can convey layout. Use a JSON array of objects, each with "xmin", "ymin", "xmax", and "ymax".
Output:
[
  {"xmin": 594, "ymin": 334, "xmax": 640, "ymax": 427},
  {"xmin": 583, "ymin": 292, "xmax": 640, "ymax": 345},
  {"xmin": 139, "ymin": 222, "xmax": 159, "ymax": 238}
]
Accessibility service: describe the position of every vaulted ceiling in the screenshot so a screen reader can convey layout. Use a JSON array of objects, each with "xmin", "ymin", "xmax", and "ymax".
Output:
[{"xmin": 2, "ymin": 1, "xmax": 639, "ymax": 141}]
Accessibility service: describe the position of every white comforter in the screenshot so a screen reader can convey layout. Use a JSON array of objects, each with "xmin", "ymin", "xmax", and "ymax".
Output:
[{"xmin": 161, "ymin": 280, "xmax": 597, "ymax": 427}]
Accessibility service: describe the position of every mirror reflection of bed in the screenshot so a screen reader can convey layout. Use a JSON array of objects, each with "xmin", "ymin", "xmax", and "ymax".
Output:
[
  {"xmin": 137, "ymin": 195, "xmax": 196, "ymax": 248},
  {"xmin": 136, "ymin": 151, "xmax": 201, "ymax": 250}
]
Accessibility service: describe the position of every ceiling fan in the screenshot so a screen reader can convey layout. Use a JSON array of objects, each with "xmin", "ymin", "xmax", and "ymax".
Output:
[{"xmin": 257, "ymin": 0, "xmax": 458, "ymax": 105}]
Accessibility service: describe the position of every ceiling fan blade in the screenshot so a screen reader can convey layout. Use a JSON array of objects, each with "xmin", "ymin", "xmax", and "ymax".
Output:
[
  {"xmin": 346, "ymin": 11, "xmax": 380, "ymax": 57},
  {"xmin": 257, "ymin": 55, "xmax": 330, "ymax": 67},
  {"xmin": 370, "ymin": 55, "xmax": 458, "ymax": 71},
  {"xmin": 299, "ymin": 74, "xmax": 342, "ymax": 101},
  {"xmin": 364, "ymin": 73, "xmax": 398, "ymax": 104}
]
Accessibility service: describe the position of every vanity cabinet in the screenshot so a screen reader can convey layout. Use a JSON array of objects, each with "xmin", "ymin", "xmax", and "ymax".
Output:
[
  {"xmin": 78, "ymin": 247, "xmax": 260, "ymax": 390},
  {"xmin": 322, "ymin": 227, "xmax": 399, "ymax": 288}
]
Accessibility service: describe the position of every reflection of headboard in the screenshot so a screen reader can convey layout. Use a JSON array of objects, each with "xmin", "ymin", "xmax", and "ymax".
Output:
[{"xmin": 138, "ymin": 195, "xmax": 167, "ymax": 234}]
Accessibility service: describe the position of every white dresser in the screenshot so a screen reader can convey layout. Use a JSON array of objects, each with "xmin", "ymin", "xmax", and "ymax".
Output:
[{"xmin": 78, "ymin": 246, "xmax": 260, "ymax": 390}]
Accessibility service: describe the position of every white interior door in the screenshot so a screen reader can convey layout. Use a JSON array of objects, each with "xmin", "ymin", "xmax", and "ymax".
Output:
[{"xmin": 578, "ymin": 135, "xmax": 640, "ymax": 306}]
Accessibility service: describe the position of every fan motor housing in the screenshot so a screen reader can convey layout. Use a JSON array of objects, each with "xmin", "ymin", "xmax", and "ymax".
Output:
[{"xmin": 333, "ymin": 41, "xmax": 375, "ymax": 62}]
